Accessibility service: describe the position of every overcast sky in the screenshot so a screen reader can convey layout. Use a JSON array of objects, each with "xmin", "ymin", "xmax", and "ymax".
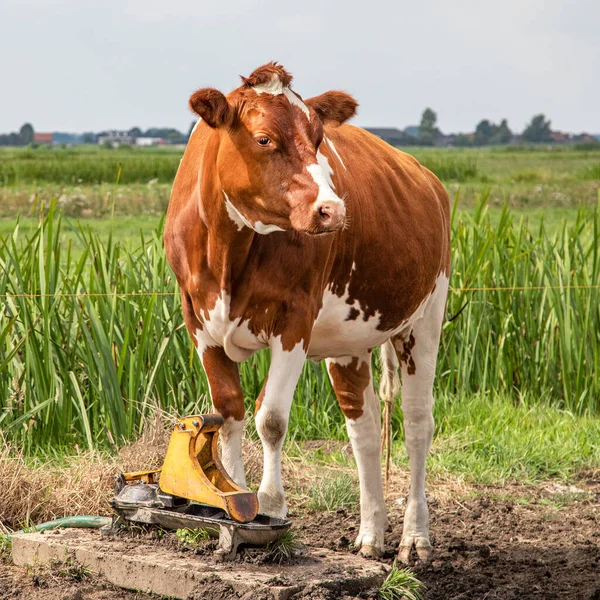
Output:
[{"xmin": 1, "ymin": 0, "xmax": 598, "ymax": 134}]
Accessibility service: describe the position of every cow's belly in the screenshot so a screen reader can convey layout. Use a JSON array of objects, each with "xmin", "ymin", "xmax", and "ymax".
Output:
[
  {"xmin": 308, "ymin": 287, "xmax": 397, "ymax": 361},
  {"xmin": 308, "ymin": 282, "xmax": 435, "ymax": 361}
]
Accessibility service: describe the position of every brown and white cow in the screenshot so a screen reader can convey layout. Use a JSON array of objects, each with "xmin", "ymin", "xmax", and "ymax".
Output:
[{"xmin": 164, "ymin": 62, "xmax": 450, "ymax": 561}]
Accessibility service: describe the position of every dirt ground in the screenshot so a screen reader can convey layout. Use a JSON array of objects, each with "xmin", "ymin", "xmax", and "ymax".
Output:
[{"xmin": 2, "ymin": 475, "xmax": 599, "ymax": 600}]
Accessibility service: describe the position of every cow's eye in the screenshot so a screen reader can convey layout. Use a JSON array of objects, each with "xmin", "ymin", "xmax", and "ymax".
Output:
[{"xmin": 256, "ymin": 136, "xmax": 271, "ymax": 147}]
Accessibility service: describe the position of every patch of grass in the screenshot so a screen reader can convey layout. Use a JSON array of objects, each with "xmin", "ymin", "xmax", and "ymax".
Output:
[
  {"xmin": 307, "ymin": 473, "xmax": 359, "ymax": 512},
  {"xmin": 394, "ymin": 392, "xmax": 600, "ymax": 485},
  {"xmin": 0, "ymin": 533, "xmax": 12, "ymax": 563},
  {"xmin": 581, "ymin": 163, "xmax": 600, "ymax": 180},
  {"xmin": 265, "ymin": 528, "xmax": 303, "ymax": 564},
  {"xmin": 51, "ymin": 557, "xmax": 90, "ymax": 582},
  {"xmin": 176, "ymin": 527, "xmax": 210, "ymax": 546},
  {"xmin": 379, "ymin": 563, "xmax": 424, "ymax": 600},
  {"xmin": 416, "ymin": 155, "xmax": 478, "ymax": 181}
]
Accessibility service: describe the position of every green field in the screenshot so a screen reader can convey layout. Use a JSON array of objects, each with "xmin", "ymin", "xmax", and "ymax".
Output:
[
  {"xmin": 1, "ymin": 144, "xmax": 600, "ymax": 486},
  {"xmin": 1, "ymin": 143, "xmax": 599, "ymax": 219}
]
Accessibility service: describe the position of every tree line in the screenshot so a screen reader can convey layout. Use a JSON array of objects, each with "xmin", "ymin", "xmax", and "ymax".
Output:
[
  {"xmin": 418, "ymin": 109, "xmax": 557, "ymax": 146},
  {"xmin": 0, "ymin": 123, "xmax": 34, "ymax": 147}
]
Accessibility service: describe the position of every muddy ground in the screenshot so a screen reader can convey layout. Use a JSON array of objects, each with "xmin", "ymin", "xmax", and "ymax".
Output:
[{"xmin": 2, "ymin": 477, "xmax": 599, "ymax": 600}]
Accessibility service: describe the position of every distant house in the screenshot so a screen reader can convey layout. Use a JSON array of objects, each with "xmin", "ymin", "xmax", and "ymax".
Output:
[
  {"xmin": 573, "ymin": 133, "xmax": 598, "ymax": 144},
  {"xmin": 550, "ymin": 131, "xmax": 572, "ymax": 143},
  {"xmin": 33, "ymin": 133, "xmax": 53, "ymax": 144},
  {"xmin": 364, "ymin": 127, "xmax": 413, "ymax": 146},
  {"xmin": 97, "ymin": 131, "xmax": 134, "ymax": 147},
  {"xmin": 135, "ymin": 137, "xmax": 165, "ymax": 147}
]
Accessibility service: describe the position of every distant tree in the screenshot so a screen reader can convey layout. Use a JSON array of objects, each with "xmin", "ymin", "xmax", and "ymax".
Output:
[
  {"xmin": 82, "ymin": 132, "xmax": 96, "ymax": 144},
  {"xmin": 128, "ymin": 127, "xmax": 142, "ymax": 138},
  {"xmin": 490, "ymin": 119, "xmax": 512, "ymax": 145},
  {"xmin": 418, "ymin": 108, "xmax": 437, "ymax": 146},
  {"xmin": 19, "ymin": 123, "xmax": 34, "ymax": 145},
  {"xmin": 522, "ymin": 114, "xmax": 552, "ymax": 143},
  {"xmin": 474, "ymin": 120, "xmax": 494, "ymax": 146}
]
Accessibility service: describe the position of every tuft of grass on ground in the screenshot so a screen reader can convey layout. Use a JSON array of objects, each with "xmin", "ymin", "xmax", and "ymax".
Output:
[
  {"xmin": 307, "ymin": 473, "xmax": 360, "ymax": 512},
  {"xmin": 264, "ymin": 529, "xmax": 303, "ymax": 564},
  {"xmin": 175, "ymin": 527, "xmax": 210, "ymax": 546},
  {"xmin": 378, "ymin": 563, "xmax": 425, "ymax": 600}
]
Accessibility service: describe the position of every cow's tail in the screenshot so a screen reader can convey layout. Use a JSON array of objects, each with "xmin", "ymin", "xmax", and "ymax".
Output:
[{"xmin": 379, "ymin": 339, "xmax": 400, "ymax": 493}]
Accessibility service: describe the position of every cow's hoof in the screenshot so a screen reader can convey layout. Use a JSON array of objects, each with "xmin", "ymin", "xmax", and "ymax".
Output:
[
  {"xmin": 359, "ymin": 544, "xmax": 383, "ymax": 560},
  {"xmin": 355, "ymin": 533, "xmax": 384, "ymax": 560},
  {"xmin": 257, "ymin": 490, "xmax": 287, "ymax": 519},
  {"xmin": 398, "ymin": 536, "xmax": 432, "ymax": 564}
]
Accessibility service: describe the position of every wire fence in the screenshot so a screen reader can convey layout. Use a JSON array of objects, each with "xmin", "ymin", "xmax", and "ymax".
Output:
[{"xmin": 2, "ymin": 284, "xmax": 600, "ymax": 299}]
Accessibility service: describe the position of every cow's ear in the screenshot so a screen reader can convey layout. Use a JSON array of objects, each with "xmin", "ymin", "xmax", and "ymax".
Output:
[
  {"xmin": 189, "ymin": 88, "xmax": 235, "ymax": 128},
  {"xmin": 305, "ymin": 91, "xmax": 358, "ymax": 126}
]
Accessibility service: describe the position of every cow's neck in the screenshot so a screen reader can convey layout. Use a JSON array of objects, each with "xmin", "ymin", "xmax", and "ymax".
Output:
[{"xmin": 200, "ymin": 176, "xmax": 255, "ymax": 293}]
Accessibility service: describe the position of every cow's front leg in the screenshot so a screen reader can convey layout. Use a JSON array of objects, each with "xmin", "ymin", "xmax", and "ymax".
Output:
[
  {"xmin": 255, "ymin": 337, "xmax": 306, "ymax": 518},
  {"xmin": 327, "ymin": 353, "xmax": 388, "ymax": 559},
  {"xmin": 200, "ymin": 346, "xmax": 247, "ymax": 488}
]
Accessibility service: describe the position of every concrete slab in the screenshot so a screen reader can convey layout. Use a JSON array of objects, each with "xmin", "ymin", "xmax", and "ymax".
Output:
[{"xmin": 12, "ymin": 529, "xmax": 389, "ymax": 599}]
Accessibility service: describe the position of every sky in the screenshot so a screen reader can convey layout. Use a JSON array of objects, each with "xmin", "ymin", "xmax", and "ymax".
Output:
[{"xmin": 1, "ymin": 0, "xmax": 599, "ymax": 135}]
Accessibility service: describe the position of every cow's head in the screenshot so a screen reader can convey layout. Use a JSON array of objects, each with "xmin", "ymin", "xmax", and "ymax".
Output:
[{"xmin": 189, "ymin": 62, "xmax": 357, "ymax": 236}]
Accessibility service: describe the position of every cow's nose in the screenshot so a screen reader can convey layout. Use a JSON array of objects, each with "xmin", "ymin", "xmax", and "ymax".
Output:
[{"xmin": 314, "ymin": 199, "xmax": 346, "ymax": 230}]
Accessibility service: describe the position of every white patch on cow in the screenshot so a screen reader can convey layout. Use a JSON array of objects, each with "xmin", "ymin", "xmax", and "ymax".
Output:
[
  {"xmin": 283, "ymin": 88, "xmax": 310, "ymax": 118},
  {"xmin": 326, "ymin": 354, "xmax": 388, "ymax": 553},
  {"xmin": 309, "ymin": 272, "xmax": 447, "ymax": 362},
  {"xmin": 218, "ymin": 417, "xmax": 247, "ymax": 488},
  {"xmin": 324, "ymin": 136, "xmax": 347, "ymax": 170},
  {"xmin": 313, "ymin": 150, "xmax": 335, "ymax": 190},
  {"xmin": 253, "ymin": 75, "xmax": 310, "ymax": 118},
  {"xmin": 309, "ymin": 282, "xmax": 383, "ymax": 360},
  {"xmin": 191, "ymin": 117, "xmax": 202, "ymax": 135},
  {"xmin": 197, "ymin": 291, "xmax": 267, "ymax": 363},
  {"xmin": 223, "ymin": 191, "xmax": 284, "ymax": 235},
  {"xmin": 252, "ymin": 75, "xmax": 285, "ymax": 95},
  {"xmin": 307, "ymin": 153, "xmax": 345, "ymax": 215},
  {"xmin": 223, "ymin": 191, "xmax": 250, "ymax": 231},
  {"xmin": 252, "ymin": 221, "xmax": 285, "ymax": 234},
  {"xmin": 256, "ymin": 336, "xmax": 306, "ymax": 518}
]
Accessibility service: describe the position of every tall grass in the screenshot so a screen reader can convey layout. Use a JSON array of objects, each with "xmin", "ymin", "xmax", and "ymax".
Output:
[{"xmin": 1, "ymin": 195, "xmax": 600, "ymax": 452}]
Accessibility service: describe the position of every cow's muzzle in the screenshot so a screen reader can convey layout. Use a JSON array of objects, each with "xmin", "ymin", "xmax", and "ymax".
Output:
[{"xmin": 310, "ymin": 198, "xmax": 346, "ymax": 233}]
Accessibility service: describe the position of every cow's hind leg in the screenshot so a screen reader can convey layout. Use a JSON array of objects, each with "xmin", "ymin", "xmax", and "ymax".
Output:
[
  {"xmin": 395, "ymin": 275, "xmax": 448, "ymax": 563},
  {"xmin": 327, "ymin": 353, "xmax": 388, "ymax": 558}
]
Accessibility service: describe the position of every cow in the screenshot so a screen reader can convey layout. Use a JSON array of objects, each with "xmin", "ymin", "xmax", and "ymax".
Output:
[{"xmin": 164, "ymin": 62, "xmax": 450, "ymax": 562}]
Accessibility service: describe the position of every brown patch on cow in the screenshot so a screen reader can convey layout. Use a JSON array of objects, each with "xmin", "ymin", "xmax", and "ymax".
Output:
[
  {"xmin": 327, "ymin": 357, "xmax": 370, "ymax": 420},
  {"xmin": 241, "ymin": 61, "xmax": 293, "ymax": 88},
  {"xmin": 395, "ymin": 333, "xmax": 417, "ymax": 376},
  {"xmin": 254, "ymin": 376, "xmax": 268, "ymax": 415},
  {"xmin": 346, "ymin": 307, "xmax": 360, "ymax": 321},
  {"xmin": 258, "ymin": 409, "xmax": 287, "ymax": 448},
  {"xmin": 200, "ymin": 346, "xmax": 245, "ymax": 421}
]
